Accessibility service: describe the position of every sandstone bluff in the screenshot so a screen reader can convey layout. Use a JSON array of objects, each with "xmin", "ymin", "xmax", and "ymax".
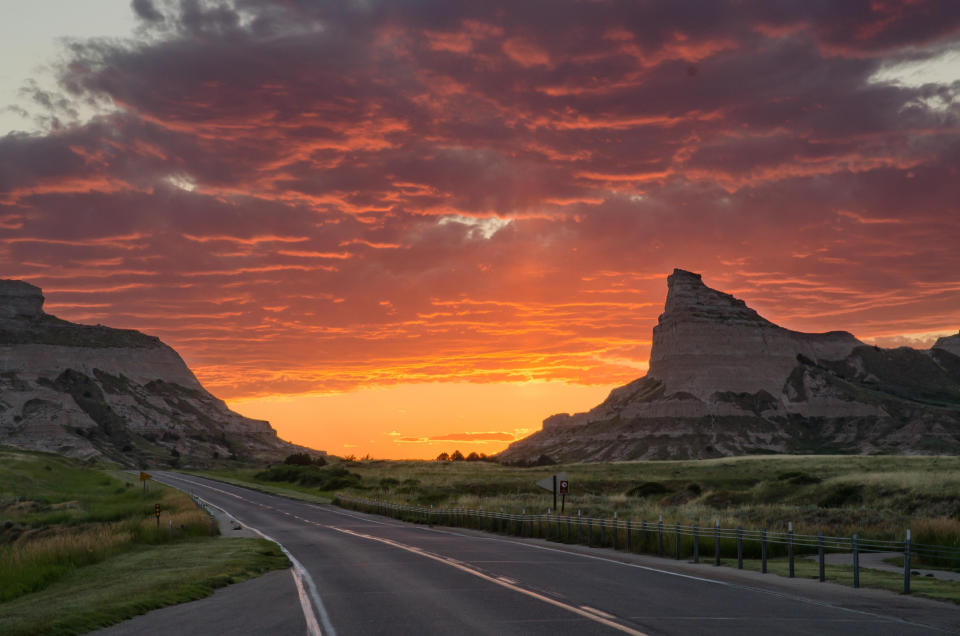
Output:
[
  {"xmin": 0, "ymin": 279, "xmax": 302, "ymax": 465},
  {"xmin": 499, "ymin": 269, "xmax": 960, "ymax": 463}
]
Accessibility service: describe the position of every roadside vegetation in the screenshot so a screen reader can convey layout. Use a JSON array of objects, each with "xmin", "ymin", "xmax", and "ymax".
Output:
[
  {"xmin": 0, "ymin": 446, "xmax": 288, "ymax": 635},
  {"xmin": 199, "ymin": 453, "xmax": 960, "ymax": 564}
]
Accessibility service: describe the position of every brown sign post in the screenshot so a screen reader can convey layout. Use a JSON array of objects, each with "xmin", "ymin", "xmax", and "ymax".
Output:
[
  {"xmin": 558, "ymin": 478, "xmax": 569, "ymax": 512},
  {"xmin": 139, "ymin": 471, "xmax": 152, "ymax": 493},
  {"xmin": 155, "ymin": 503, "xmax": 160, "ymax": 528}
]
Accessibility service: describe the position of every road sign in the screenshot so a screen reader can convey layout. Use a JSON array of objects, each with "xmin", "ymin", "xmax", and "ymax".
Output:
[
  {"xmin": 139, "ymin": 472, "xmax": 152, "ymax": 481},
  {"xmin": 558, "ymin": 479, "xmax": 569, "ymax": 494},
  {"xmin": 536, "ymin": 472, "xmax": 567, "ymax": 492}
]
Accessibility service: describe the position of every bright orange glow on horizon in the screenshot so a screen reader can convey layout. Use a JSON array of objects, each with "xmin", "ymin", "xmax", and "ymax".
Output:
[{"xmin": 228, "ymin": 381, "xmax": 613, "ymax": 459}]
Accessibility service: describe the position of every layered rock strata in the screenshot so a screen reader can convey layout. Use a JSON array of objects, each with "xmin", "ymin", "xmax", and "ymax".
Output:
[
  {"xmin": 499, "ymin": 269, "xmax": 960, "ymax": 463},
  {"xmin": 0, "ymin": 280, "xmax": 303, "ymax": 465}
]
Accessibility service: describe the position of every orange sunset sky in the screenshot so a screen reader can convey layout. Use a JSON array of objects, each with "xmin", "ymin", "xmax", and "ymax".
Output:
[{"xmin": 2, "ymin": 1, "xmax": 959, "ymax": 458}]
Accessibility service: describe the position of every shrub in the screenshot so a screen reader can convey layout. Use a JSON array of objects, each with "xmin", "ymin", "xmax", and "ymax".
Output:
[
  {"xmin": 255, "ymin": 465, "xmax": 361, "ymax": 491},
  {"xmin": 627, "ymin": 482, "xmax": 669, "ymax": 498}
]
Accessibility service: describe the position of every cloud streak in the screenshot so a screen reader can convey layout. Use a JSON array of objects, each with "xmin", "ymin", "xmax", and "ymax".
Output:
[{"xmin": 1, "ymin": 0, "xmax": 959, "ymax": 401}]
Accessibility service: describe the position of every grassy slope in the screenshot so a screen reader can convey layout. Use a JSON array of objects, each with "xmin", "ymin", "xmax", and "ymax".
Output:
[{"xmin": 0, "ymin": 447, "xmax": 289, "ymax": 635}]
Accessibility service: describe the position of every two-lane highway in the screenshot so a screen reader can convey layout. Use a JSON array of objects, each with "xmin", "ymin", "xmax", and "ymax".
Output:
[{"xmin": 151, "ymin": 472, "xmax": 955, "ymax": 635}]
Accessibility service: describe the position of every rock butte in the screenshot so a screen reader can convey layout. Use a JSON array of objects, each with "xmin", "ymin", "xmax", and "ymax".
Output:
[
  {"xmin": 0, "ymin": 279, "xmax": 306, "ymax": 465},
  {"xmin": 499, "ymin": 268, "xmax": 960, "ymax": 463}
]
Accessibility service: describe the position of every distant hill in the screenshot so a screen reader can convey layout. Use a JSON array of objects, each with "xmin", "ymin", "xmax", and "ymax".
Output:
[
  {"xmin": 498, "ymin": 269, "xmax": 960, "ymax": 463},
  {"xmin": 0, "ymin": 279, "xmax": 307, "ymax": 466}
]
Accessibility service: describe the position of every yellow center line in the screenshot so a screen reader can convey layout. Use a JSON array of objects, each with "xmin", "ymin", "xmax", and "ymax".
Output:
[{"xmin": 327, "ymin": 525, "xmax": 648, "ymax": 636}]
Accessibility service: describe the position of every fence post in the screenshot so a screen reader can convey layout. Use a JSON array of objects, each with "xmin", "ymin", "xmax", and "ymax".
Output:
[
  {"xmin": 761, "ymin": 528, "xmax": 767, "ymax": 574},
  {"xmin": 818, "ymin": 532, "xmax": 825, "ymax": 582},
  {"xmin": 578, "ymin": 510, "xmax": 582, "ymax": 543},
  {"xmin": 675, "ymin": 522, "xmax": 681, "ymax": 560},
  {"xmin": 600, "ymin": 518, "xmax": 606, "ymax": 547},
  {"xmin": 627, "ymin": 518, "xmax": 632, "ymax": 552},
  {"xmin": 904, "ymin": 528, "xmax": 911, "ymax": 594},
  {"xmin": 693, "ymin": 523, "xmax": 699, "ymax": 563},
  {"xmin": 714, "ymin": 519, "xmax": 720, "ymax": 566},
  {"xmin": 566, "ymin": 515, "xmax": 571, "ymax": 541},
  {"xmin": 737, "ymin": 526, "xmax": 743, "ymax": 569},
  {"xmin": 853, "ymin": 533, "xmax": 860, "ymax": 588},
  {"xmin": 658, "ymin": 515, "xmax": 664, "ymax": 557},
  {"xmin": 788, "ymin": 521, "xmax": 795, "ymax": 578},
  {"xmin": 613, "ymin": 512, "xmax": 618, "ymax": 550},
  {"xmin": 520, "ymin": 509, "xmax": 524, "ymax": 536},
  {"xmin": 641, "ymin": 520, "xmax": 647, "ymax": 552},
  {"xmin": 588, "ymin": 518, "xmax": 593, "ymax": 547}
]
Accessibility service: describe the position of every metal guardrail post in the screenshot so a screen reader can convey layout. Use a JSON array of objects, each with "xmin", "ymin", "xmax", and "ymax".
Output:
[
  {"xmin": 600, "ymin": 518, "xmax": 605, "ymax": 546},
  {"xmin": 853, "ymin": 533, "xmax": 860, "ymax": 588},
  {"xmin": 788, "ymin": 522, "xmax": 795, "ymax": 578},
  {"xmin": 737, "ymin": 526, "xmax": 743, "ymax": 569},
  {"xmin": 627, "ymin": 518, "xmax": 632, "ymax": 552},
  {"xmin": 588, "ymin": 518, "xmax": 593, "ymax": 547},
  {"xmin": 658, "ymin": 515, "xmax": 663, "ymax": 557},
  {"xmin": 578, "ymin": 510, "xmax": 582, "ymax": 543},
  {"xmin": 641, "ymin": 520, "xmax": 647, "ymax": 551},
  {"xmin": 818, "ymin": 532, "xmax": 825, "ymax": 582},
  {"xmin": 612, "ymin": 513, "xmax": 618, "ymax": 550},
  {"xmin": 675, "ymin": 522, "xmax": 680, "ymax": 560},
  {"xmin": 714, "ymin": 519, "xmax": 720, "ymax": 566},
  {"xmin": 761, "ymin": 528, "xmax": 767, "ymax": 574},
  {"xmin": 693, "ymin": 523, "xmax": 699, "ymax": 563},
  {"xmin": 904, "ymin": 529, "xmax": 911, "ymax": 594}
]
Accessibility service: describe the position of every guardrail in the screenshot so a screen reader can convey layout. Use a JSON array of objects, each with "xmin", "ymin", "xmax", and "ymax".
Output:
[{"xmin": 334, "ymin": 495, "xmax": 960, "ymax": 594}]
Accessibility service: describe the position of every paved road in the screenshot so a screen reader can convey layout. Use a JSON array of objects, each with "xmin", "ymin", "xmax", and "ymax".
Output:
[{"xmin": 123, "ymin": 472, "xmax": 957, "ymax": 635}]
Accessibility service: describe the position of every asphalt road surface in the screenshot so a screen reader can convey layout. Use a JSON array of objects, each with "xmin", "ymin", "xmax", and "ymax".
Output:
[{"xmin": 111, "ymin": 472, "xmax": 958, "ymax": 636}]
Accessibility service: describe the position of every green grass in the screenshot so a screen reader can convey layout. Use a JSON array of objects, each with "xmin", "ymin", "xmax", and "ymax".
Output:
[
  {"xmin": 0, "ymin": 538, "xmax": 288, "ymax": 635},
  {"xmin": 737, "ymin": 557, "xmax": 960, "ymax": 603},
  {"xmin": 201, "ymin": 454, "xmax": 960, "ymax": 542},
  {"xmin": 0, "ymin": 446, "xmax": 290, "ymax": 634}
]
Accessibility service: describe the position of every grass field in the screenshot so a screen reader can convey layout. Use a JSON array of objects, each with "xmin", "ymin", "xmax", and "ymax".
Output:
[
  {"xmin": 205, "ymin": 454, "xmax": 960, "ymax": 545},
  {"xmin": 0, "ymin": 447, "xmax": 289, "ymax": 635}
]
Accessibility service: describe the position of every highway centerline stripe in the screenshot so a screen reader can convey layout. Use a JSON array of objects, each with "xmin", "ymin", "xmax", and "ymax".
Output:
[{"xmin": 326, "ymin": 525, "xmax": 648, "ymax": 636}]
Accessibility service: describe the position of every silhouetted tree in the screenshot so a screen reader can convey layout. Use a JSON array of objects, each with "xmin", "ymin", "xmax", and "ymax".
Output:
[
  {"xmin": 451, "ymin": 450, "xmax": 465, "ymax": 461},
  {"xmin": 466, "ymin": 451, "xmax": 480, "ymax": 461},
  {"xmin": 436, "ymin": 452, "xmax": 450, "ymax": 462}
]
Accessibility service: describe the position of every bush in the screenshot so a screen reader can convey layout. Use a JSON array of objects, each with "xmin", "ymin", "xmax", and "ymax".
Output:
[
  {"xmin": 255, "ymin": 465, "xmax": 361, "ymax": 491},
  {"xmin": 283, "ymin": 453, "xmax": 326, "ymax": 467},
  {"xmin": 627, "ymin": 482, "xmax": 669, "ymax": 498}
]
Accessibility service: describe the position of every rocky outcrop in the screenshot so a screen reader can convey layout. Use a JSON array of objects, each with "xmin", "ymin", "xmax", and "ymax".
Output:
[
  {"xmin": 498, "ymin": 269, "xmax": 960, "ymax": 463},
  {"xmin": 0, "ymin": 279, "xmax": 306, "ymax": 466}
]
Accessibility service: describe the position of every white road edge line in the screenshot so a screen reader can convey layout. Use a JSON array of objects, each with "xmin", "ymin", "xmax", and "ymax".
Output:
[
  {"xmin": 159, "ymin": 476, "xmax": 337, "ymax": 636},
  {"xmin": 327, "ymin": 525, "xmax": 649, "ymax": 636}
]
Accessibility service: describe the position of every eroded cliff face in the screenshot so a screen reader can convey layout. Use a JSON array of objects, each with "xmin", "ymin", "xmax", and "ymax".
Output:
[
  {"xmin": 0, "ymin": 279, "xmax": 302, "ymax": 465},
  {"xmin": 499, "ymin": 269, "xmax": 960, "ymax": 463}
]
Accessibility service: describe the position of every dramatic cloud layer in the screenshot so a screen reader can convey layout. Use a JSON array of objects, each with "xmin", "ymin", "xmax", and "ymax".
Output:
[{"xmin": 3, "ymin": 0, "xmax": 959, "ymax": 415}]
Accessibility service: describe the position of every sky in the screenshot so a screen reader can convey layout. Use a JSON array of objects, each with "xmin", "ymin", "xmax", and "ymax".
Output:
[{"xmin": 2, "ymin": 0, "xmax": 959, "ymax": 459}]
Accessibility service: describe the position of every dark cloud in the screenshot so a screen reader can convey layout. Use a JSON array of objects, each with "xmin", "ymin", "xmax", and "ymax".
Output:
[{"xmin": 3, "ymin": 0, "xmax": 959, "ymax": 398}]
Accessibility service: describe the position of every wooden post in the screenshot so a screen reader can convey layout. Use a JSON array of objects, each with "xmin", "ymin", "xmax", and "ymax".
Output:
[
  {"xmin": 761, "ymin": 528, "xmax": 767, "ymax": 574},
  {"xmin": 818, "ymin": 532, "xmax": 825, "ymax": 582},
  {"xmin": 714, "ymin": 519, "xmax": 720, "ymax": 566},
  {"xmin": 553, "ymin": 475, "xmax": 557, "ymax": 512},
  {"xmin": 613, "ymin": 512, "xmax": 618, "ymax": 550},
  {"xmin": 853, "ymin": 534, "xmax": 860, "ymax": 588},
  {"xmin": 627, "ymin": 518, "xmax": 632, "ymax": 552},
  {"xmin": 693, "ymin": 523, "xmax": 699, "ymax": 563},
  {"xmin": 737, "ymin": 526, "xmax": 743, "ymax": 569},
  {"xmin": 658, "ymin": 515, "xmax": 663, "ymax": 557},
  {"xmin": 788, "ymin": 522, "xmax": 795, "ymax": 578},
  {"xmin": 904, "ymin": 529, "xmax": 912, "ymax": 594}
]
